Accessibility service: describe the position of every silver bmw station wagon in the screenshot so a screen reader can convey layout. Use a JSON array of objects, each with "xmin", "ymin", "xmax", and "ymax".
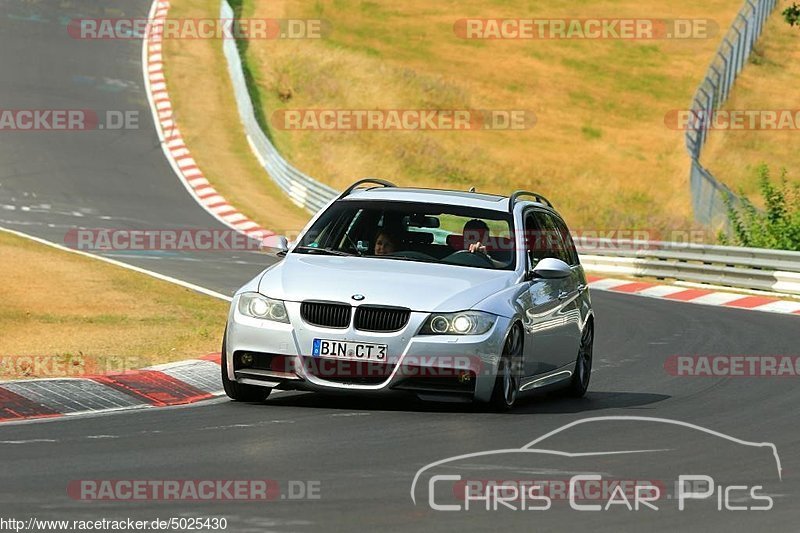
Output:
[{"xmin": 222, "ymin": 179, "xmax": 594, "ymax": 411}]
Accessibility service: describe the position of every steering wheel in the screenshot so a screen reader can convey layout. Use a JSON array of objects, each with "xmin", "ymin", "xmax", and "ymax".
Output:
[
  {"xmin": 444, "ymin": 249, "xmax": 496, "ymax": 267},
  {"xmin": 391, "ymin": 250, "xmax": 436, "ymax": 261}
]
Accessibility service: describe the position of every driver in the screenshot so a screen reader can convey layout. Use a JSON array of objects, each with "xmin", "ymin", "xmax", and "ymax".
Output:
[
  {"xmin": 462, "ymin": 219, "xmax": 508, "ymax": 268},
  {"xmin": 463, "ymin": 219, "xmax": 490, "ymax": 254}
]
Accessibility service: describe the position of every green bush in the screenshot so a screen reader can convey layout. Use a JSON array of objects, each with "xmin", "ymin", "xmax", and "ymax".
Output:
[
  {"xmin": 719, "ymin": 164, "xmax": 800, "ymax": 251},
  {"xmin": 783, "ymin": 2, "xmax": 800, "ymax": 27}
]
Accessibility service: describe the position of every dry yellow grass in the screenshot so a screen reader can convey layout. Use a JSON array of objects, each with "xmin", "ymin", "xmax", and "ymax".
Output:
[
  {"xmin": 701, "ymin": 3, "xmax": 800, "ymax": 200},
  {"xmin": 233, "ymin": 0, "xmax": 744, "ymax": 233},
  {"xmin": 0, "ymin": 231, "xmax": 228, "ymax": 379},
  {"xmin": 164, "ymin": 0, "xmax": 790, "ymax": 234}
]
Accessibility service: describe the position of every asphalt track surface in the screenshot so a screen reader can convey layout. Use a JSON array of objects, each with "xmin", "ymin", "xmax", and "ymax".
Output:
[{"xmin": 0, "ymin": 1, "xmax": 798, "ymax": 531}]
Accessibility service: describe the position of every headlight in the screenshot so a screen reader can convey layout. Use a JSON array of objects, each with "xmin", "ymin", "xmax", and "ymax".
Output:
[
  {"xmin": 420, "ymin": 311, "xmax": 496, "ymax": 335},
  {"xmin": 237, "ymin": 293, "xmax": 289, "ymax": 323}
]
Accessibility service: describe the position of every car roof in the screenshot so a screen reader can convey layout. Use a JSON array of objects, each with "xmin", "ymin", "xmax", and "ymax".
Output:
[{"xmin": 343, "ymin": 186, "xmax": 549, "ymax": 212}]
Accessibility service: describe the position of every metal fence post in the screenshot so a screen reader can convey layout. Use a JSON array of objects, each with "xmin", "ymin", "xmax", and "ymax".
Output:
[{"xmin": 684, "ymin": 0, "xmax": 779, "ymax": 228}]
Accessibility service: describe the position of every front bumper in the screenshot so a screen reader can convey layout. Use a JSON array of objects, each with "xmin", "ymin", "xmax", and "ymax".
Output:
[{"xmin": 225, "ymin": 301, "xmax": 511, "ymax": 403}]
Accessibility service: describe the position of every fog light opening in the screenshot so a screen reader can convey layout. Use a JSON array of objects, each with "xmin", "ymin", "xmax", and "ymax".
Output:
[{"xmin": 239, "ymin": 353, "xmax": 254, "ymax": 367}]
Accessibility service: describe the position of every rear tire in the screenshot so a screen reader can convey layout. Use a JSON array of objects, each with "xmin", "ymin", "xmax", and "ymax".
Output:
[
  {"xmin": 221, "ymin": 333, "xmax": 271, "ymax": 402},
  {"xmin": 488, "ymin": 324, "xmax": 523, "ymax": 412},
  {"xmin": 567, "ymin": 321, "xmax": 593, "ymax": 398}
]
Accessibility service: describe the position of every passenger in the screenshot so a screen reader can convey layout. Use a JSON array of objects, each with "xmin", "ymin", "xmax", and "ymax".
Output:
[{"xmin": 374, "ymin": 230, "xmax": 399, "ymax": 256}]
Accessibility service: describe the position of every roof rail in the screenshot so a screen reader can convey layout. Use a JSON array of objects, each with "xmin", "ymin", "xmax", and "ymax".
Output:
[
  {"xmin": 508, "ymin": 190, "xmax": 553, "ymax": 211},
  {"xmin": 339, "ymin": 178, "xmax": 397, "ymax": 199}
]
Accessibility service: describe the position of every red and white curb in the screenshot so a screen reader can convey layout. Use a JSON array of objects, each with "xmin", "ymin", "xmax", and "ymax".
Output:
[
  {"xmin": 0, "ymin": 354, "xmax": 224, "ymax": 423},
  {"xmin": 143, "ymin": 0, "xmax": 273, "ymax": 242},
  {"xmin": 587, "ymin": 275, "xmax": 800, "ymax": 316}
]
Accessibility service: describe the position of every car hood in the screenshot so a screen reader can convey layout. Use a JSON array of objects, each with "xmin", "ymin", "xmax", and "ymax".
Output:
[{"xmin": 257, "ymin": 254, "xmax": 517, "ymax": 312}]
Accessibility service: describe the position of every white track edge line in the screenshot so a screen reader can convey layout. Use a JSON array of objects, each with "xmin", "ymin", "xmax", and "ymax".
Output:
[{"xmin": 0, "ymin": 226, "xmax": 231, "ymax": 302}]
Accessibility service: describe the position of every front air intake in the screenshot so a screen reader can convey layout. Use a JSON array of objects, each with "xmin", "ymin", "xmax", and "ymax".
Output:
[
  {"xmin": 354, "ymin": 306, "xmax": 410, "ymax": 332},
  {"xmin": 300, "ymin": 301, "xmax": 351, "ymax": 328}
]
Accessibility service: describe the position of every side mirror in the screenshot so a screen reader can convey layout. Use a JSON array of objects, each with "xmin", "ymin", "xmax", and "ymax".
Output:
[
  {"xmin": 529, "ymin": 257, "xmax": 571, "ymax": 280},
  {"xmin": 260, "ymin": 235, "xmax": 289, "ymax": 256}
]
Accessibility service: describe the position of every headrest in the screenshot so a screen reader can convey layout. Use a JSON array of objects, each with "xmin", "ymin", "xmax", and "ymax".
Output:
[{"xmin": 403, "ymin": 231, "xmax": 434, "ymax": 244}]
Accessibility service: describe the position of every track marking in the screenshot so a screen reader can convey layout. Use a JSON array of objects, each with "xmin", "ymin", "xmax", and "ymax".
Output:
[
  {"xmin": 0, "ymin": 226, "xmax": 231, "ymax": 301},
  {"xmin": 589, "ymin": 275, "xmax": 800, "ymax": 317}
]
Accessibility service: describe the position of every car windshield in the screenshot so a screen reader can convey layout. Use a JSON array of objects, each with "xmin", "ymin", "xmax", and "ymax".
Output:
[{"xmin": 294, "ymin": 200, "xmax": 516, "ymax": 270}]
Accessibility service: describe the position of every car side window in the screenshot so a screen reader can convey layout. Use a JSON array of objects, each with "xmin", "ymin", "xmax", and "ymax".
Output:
[
  {"xmin": 552, "ymin": 216, "xmax": 579, "ymax": 266},
  {"xmin": 523, "ymin": 210, "xmax": 544, "ymax": 265},
  {"xmin": 533, "ymin": 211, "xmax": 570, "ymax": 264}
]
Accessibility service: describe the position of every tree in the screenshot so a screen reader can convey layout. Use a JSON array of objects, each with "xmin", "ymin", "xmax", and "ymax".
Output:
[{"xmin": 783, "ymin": 3, "xmax": 800, "ymax": 27}]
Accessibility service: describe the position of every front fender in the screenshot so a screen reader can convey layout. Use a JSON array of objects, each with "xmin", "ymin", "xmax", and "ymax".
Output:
[{"xmin": 471, "ymin": 280, "xmax": 529, "ymax": 319}]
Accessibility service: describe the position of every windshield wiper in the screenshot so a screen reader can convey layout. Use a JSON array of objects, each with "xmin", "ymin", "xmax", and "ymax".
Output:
[{"xmin": 293, "ymin": 245, "xmax": 358, "ymax": 257}]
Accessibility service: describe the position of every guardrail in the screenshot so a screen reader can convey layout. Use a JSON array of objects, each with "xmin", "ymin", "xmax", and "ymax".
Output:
[
  {"xmin": 577, "ymin": 240, "xmax": 800, "ymax": 295},
  {"xmin": 685, "ymin": 0, "xmax": 779, "ymax": 226},
  {"xmin": 220, "ymin": 0, "xmax": 337, "ymax": 213}
]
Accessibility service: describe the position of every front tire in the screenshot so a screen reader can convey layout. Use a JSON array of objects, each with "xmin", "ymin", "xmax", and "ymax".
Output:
[
  {"xmin": 567, "ymin": 321, "xmax": 593, "ymax": 398},
  {"xmin": 221, "ymin": 333, "xmax": 271, "ymax": 402},
  {"xmin": 488, "ymin": 324, "xmax": 523, "ymax": 412}
]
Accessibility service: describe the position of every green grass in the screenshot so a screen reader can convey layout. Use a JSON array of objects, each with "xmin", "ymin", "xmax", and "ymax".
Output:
[{"xmin": 581, "ymin": 125, "xmax": 603, "ymax": 139}]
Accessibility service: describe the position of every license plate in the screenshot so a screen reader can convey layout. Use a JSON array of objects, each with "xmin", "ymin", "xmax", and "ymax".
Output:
[{"xmin": 312, "ymin": 339, "xmax": 387, "ymax": 362}]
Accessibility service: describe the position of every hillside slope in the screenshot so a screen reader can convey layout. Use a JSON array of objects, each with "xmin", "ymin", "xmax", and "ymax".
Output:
[{"xmin": 165, "ymin": 0, "xmax": 765, "ymax": 233}]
